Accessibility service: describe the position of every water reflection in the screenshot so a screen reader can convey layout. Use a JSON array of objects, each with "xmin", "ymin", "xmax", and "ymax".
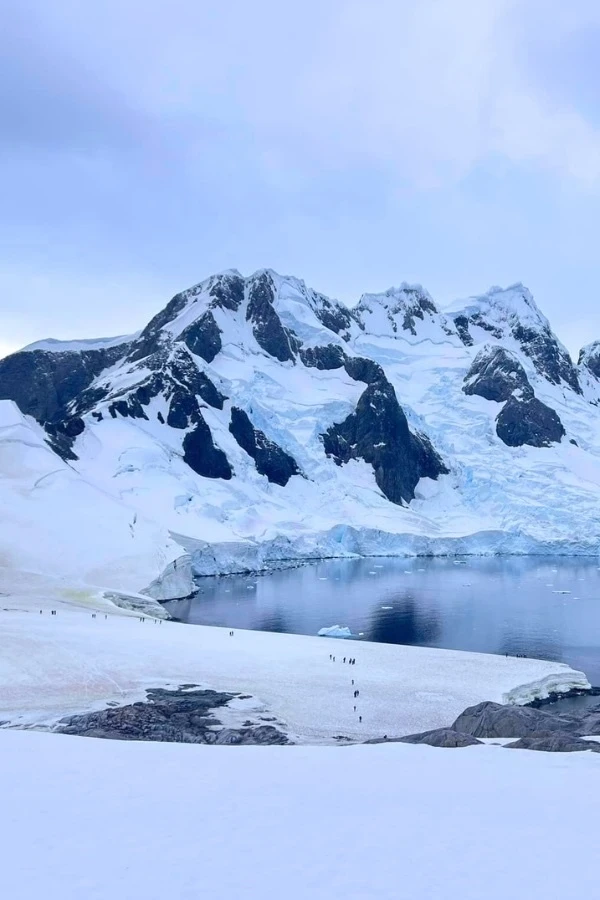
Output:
[
  {"xmin": 165, "ymin": 556, "xmax": 600, "ymax": 684},
  {"xmin": 367, "ymin": 593, "xmax": 440, "ymax": 646}
]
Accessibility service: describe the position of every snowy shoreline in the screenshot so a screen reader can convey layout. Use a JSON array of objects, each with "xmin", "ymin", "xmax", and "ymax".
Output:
[{"xmin": 0, "ymin": 575, "xmax": 591, "ymax": 743}]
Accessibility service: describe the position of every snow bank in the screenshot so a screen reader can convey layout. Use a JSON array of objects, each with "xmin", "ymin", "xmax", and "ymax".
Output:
[{"xmin": 1, "ymin": 730, "xmax": 599, "ymax": 900}]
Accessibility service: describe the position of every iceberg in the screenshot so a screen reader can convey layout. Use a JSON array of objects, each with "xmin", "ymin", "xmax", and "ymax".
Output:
[{"xmin": 317, "ymin": 625, "xmax": 353, "ymax": 638}]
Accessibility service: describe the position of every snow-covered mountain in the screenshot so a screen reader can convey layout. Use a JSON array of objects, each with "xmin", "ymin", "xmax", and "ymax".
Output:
[{"xmin": 2, "ymin": 268, "xmax": 600, "ymax": 594}]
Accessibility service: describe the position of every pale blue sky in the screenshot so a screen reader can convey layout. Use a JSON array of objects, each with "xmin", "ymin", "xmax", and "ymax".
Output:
[{"xmin": 2, "ymin": 0, "xmax": 600, "ymax": 357}]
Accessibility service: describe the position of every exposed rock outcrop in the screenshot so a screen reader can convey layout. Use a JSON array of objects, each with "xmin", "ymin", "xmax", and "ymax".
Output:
[
  {"xmin": 57, "ymin": 687, "xmax": 290, "ymax": 745},
  {"xmin": 0, "ymin": 344, "xmax": 127, "ymax": 423},
  {"xmin": 322, "ymin": 375, "xmax": 447, "ymax": 504},
  {"xmin": 505, "ymin": 732, "xmax": 600, "ymax": 753},
  {"xmin": 451, "ymin": 701, "xmax": 581, "ymax": 739},
  {"xmin": 496, "ymin": 395, "xmax": 565, "ymax": 448},
  {"xmin": 181, "ymin": 311, "xmax": 222, "ymax": 363},
  {"xmin": 183, "ymin": 414, "xmax": 233, "ymax": 480},
  {"xmin": 368, "ymin": 728, "xmax": 481, "ymax": 748},
  {"xmin": 463, "ymin": 346, "xmax": 533, "ymax": 403},
  {"xmin": 229, "ymin": 407, "xmax": 300, "ymax": 486},
  {"xmin": 246, "ymin": 271, "xmax": 298, "ymax": 362}
]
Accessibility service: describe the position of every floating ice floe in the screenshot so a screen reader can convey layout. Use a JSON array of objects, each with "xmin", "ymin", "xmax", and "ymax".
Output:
[
  {"xmin": 380, "ymin": 606, "xmax": 393, "ymax": 610},
  {"xmin": 317, "ymin": 625, "xmax": 353, "ymax": 638}
]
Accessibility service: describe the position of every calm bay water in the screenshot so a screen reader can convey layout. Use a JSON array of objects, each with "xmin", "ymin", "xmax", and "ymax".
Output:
[{"xmin": 165, "ymin": 557, "xmax": 600, "ymax": 685}]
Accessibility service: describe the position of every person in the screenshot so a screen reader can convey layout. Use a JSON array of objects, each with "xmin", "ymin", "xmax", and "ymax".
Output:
[
  {"xmin": 343, "ymin": 657, "xmax": 346, "ymax": 664},
  {"xmin": 359, "ymin": 715, "xmax": 362, "ymax": 723},
  {"xmin": 353, "ymin": 705, "xmax": 356, "ymax": 712},
  {"xmin": 351, "ymin": 679, "xmax": 354, "ymax": 685}
]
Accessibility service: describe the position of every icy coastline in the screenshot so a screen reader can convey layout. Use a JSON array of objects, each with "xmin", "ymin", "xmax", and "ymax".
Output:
[{"xmin": 146, "ymin": 526, "xmax": 600, "ymax": 600}]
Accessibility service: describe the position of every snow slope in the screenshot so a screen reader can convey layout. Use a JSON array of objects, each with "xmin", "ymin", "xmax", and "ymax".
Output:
[
  {"xmin": 0, "ymin": 401, "xmax": 179, "ymax": 590},
  {"xmin": 1, "ymin": 729, "xmax": 599, "ymax": 900},
  {"xmin": 2, "ymin": 269, "xmax": 600, "ymax": 593}
]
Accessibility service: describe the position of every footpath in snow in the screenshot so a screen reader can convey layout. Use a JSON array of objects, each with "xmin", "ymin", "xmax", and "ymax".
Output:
[
  {"xmin": 1, "ymin": 729, "xmax": 599, "ymax": 900},
  {"xmin": 0, "ymin": 579, "xmax": 589, "ymax": 741}
]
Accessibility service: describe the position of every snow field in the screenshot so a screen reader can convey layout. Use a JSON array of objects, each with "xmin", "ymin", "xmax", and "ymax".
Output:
[{"xmin": 1, "ymin": 728, "xmax": 598, "ymax": 900}]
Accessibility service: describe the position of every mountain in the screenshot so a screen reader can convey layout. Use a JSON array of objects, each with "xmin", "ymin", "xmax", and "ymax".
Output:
[{"xmin": 2, "ymin": 268, "xmax": 600, "ymax": 595}]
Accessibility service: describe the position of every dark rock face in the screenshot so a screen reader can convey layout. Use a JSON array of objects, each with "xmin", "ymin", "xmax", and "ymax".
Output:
[
  {"xmin": 229, "ymin": 407, "xmax": 300, "ymax": 486},
  {"xmin": 451, "ymin": 701, "xmax": 581, "ymax": 739},
  {"xmin": 322, "ymin": 375, "xmax": 447, "ymax": 504},
  {"xmin": 167, "ymin": 392, "xmax": 199, "ymax": 429},
  {"xmin": 169, "ymin": 349, "xmax": 226, "ymax": 409},
  {"xmin": 57, "ymin": 687, "xmax": 289, "ymax": 745},
  {"xmin": 396, "ymin": 289, "xmax": 438, "ymax": 336},
  {"xmin": 44, "ymin": 416, "xmax": 86, "ymax": 460},
  {"xmin": 181, "ymin": 311, "xmax": 222, "ymax": 363},
  {"xmin": 108, "ymin": 397, "xmax": 148, "ymax": 420},
  {"xmin": 496, "ymin": 395, "xmax": 565, "ymax": 448},
  {"xmin": 128, "ymin": 291, "xmax": 189, "ymax": 362},
  {"xmin": 183, "ymin": 413, "xmax": 233, "ymax": 479},
  {"xmin": 343, "ymin": 356, "xmax": 385, "ymax": 385},
  {"xmin": 512, "ymin": 323, "xmax": 581, "ymax": 393},
  {"xmin": 368, "ymin": 728, "xmax": 481, "ymax": 748},
  {"xmin": 454, "ymin": 315, "xmax": 474, "ymax": 347},
  {"xmin": 314, "ymin": 297, "xmax": 356, "ymax": 340},
  {"xmin": 463, "ymin": 346, "xmax": 533, "ymax": 402},
  {"xmin": 246, "ymin": 272, "xmax": 297, "ymax": 362},
  {"xmin": 0, "ymin": 345, "xmax": 126, "ymax": 424},
  {"xmin": 299, "ymin": 345, "xmax": 345, "ymax": 370},
  {"xmin": 578, "ymin": 342, "xmax": 600, "ymax": 381},
  {"xmin": 207, "ymin": 272, "xmax": 245, "ymax": 311},
  {"xmin": 506, "ymin": 732, "xmax": 600, "ymax": 753}
]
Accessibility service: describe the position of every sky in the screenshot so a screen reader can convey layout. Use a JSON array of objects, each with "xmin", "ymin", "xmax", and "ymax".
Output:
[{"xmin": 2, "ymin": 0, "xmax": 600, "ymax": 359}]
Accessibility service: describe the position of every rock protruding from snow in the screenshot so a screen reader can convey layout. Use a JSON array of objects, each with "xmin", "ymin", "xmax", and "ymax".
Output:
[
  {"xmin": 505, "ymin": 732, "xmax": 600, "ymax": 753},
  {"xmin": 183, "ymin": 414, "xmax": 233, "ymax": 480},
  {"xmin": 0, "ymin": 344, "xmax": 127, "ymax": 424},
  {"xmin": 451, "ymin": 701, "xmax": 582, "ymax": 739},
  {"xmin": 322, "ymin": 374, "xmax": 447, "ymax": 504},
  {"xmin": 578, "ymin": 341, "xmax": 600, "ymax": 381},
  {"xmin": 463, "ymin": 345, "xmax": 533, "ymax": 402},
  {"xmin": 449, "ymin": 284, "xmax": 581, "ymax": 393},
  {"xmin": 368, "ymin": 728, "xmax": 482, "ymax": 748},
  {"xmin": 356, "ymin": 283, "xmax": 454, "ymax": 339},
  {"xmin": 246, "ymin": 271, "xmax": 298, "ymax": 362},
  {"xmin": 181, "ymin": 311, "xmax": 222, "ymax": 363},
  {"xmin": 229, "ymin": 407, "xmax": 300, "ymax": 486},
  {"xmin": 496, "ymin": 396, "xmax": 565, "ymax": 448}
]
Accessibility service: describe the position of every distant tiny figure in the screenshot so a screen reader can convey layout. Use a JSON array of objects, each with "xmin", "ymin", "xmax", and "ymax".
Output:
[
  {"xmin": 359, "ymin": 715, "xmax": 362, "ymax": 723},
  {"xmin": 356, "ymin": 689, "xmax": 360, "ymax": 697},
  {"xmin": 333, "ymin": 656, "xmax": 336, "ymax": 662},
  {"xmin": 40, "ymin": 610, "xmax": 42, "ymax": 614},
  {"xmin": 384, "ymin": 734, "xmax": 387, "ymax": 740},
  {"xmin": 343, "ymin": 657, "xmax": 346, "ymax": 664},
  {"xmin": 351, "ymin": 679, "xmax": 354, "ymax": 685},
  {"xmin": 329, "ymin": 654, "xmax": 332, "ymax": 660},
  {"xmin": 353, "ymin": 705, "xmax": 356, "ymax": 712}
]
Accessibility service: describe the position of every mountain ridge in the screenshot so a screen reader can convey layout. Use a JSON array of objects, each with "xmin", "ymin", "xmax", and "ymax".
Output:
[{"xmin": 2, "ymin": 268, "xmax": 600, "ymax": 595}]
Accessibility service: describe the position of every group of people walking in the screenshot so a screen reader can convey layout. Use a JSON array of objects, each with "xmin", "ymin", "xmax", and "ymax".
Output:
[{"xmin": 329, "ymin": 652, "xmax": 362, "ymax": 724}]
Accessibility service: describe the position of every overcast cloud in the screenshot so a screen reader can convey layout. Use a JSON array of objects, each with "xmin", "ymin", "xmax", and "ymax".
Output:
[{"xmin": 2, "ymin": 0, "xmax": 600, "ymax": 357}]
